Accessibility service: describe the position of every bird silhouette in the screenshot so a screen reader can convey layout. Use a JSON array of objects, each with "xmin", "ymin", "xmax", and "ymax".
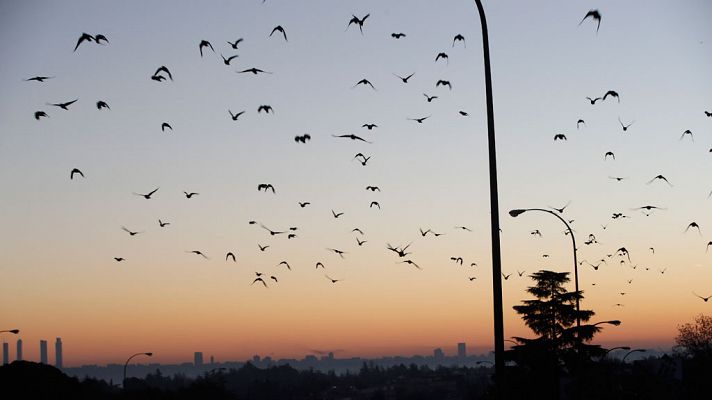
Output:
[
  {"xmin": 325, "ymin": 274, "xmax": 341, "ymax": 283},
  {"xmin": 152, "ymin": 66, "xmax": 173, "ymax": 81},
  {"xmin": 332, "ymin": 134, "xmax": 371, "ymax": 143},
  {"xmin": 391, "ymin": 33, "xmax": 406, "ymax": 39},
  {"xmin": 455, "ymin": 226, "xmax": 472, "ymax": 232},
  {"xmin": 257, "ymin": 105, "xmax": 274, "ymax": 114},
  {"xmin": 269, "ymin": 25, "xmax": 288, "ymax": 41},
  {"xmin": 604, "ymin": 151, "xmax": 615, "ymax": 160},
  {"xmin": 586, "ymin": 96, "xmax": 602, "ymax": 105},
  {"xmin": 517, "ymin": 270, "xmax": 526, "ymax": 277},
  {"xmin": 121, "ymin": 226, "xmax": 144, "ymax": 236},
  {"xmin": 435, "ymin": 52, "xmax": 449, "ymax": 64},
  {"xmin": 252, "ymin": 277, "xmax": 268, "ymax": 288},
  {"xmin": 459, "ymin": 111, "xmax": 469, "ymax": 116},
  {"xmin": 693, "ymin": 292, "xmax": 711, "ymax": 302},
  {"xmin": 198, "ymin": 40, "xmax": 214, "ymax": 57},
  {"xmin": 114, "ymin": 257, "xmax": 125, "ymax": 262},
  {"xmin": 187, "ymin": 250, "xmax": 208, "ymax": 259},
  {"xmin": 680, "ymin": 130, "xmax": 694, "ymax": 142},
  {"xmin": 684, "ymin": 222, "xmax": 702, "ymax": 235},
  {"xmin": 25, "ymin": 76, "xmax": 54, "ymax": 82},
  {"xmin": 315, "ymin": 262, "xmax": 325, "ymax": 269},
  {"xmin": 549, "ymin": 201, "xmax": 571, "ymax": 214},
  {"xmin": 401, "ymin": 260, "xmax": 421, "ymax": 269},
  {"xmin": 134, "ymin": 188, "xmax": 159, "ymax": 199},
  {"xmin": 70, "ymin": 168, "xmax": 84, "ymax": 180},
  {"xmin": 646, "ymin": 175, "xmax": 673, "ymax": 187},
  {"xmin": 73, "ymin": 33, "xmax": 95, "ymax": 51},
  {"xmin": 96, "ymin": 101, "xmax": 110, "ymax": 110},
  {"xmin": 530, "ymin": 230, "xmax": 542, "ymax": 237},
  {"xmin": 704, "ymin": 111, "xmax": 712, "ymax": 117},
  {"xmin": 579, "ymin": 10, "xmax": 602, "ymax": 33},
  {"xmin": 221, "ymin": 54, "xmax": 239, "ymax": 65},
  {"xmin": 352, "ymin": 79, "xmax": 376, "ymax": 90},
  {"xmin": 34, "ymin": 111, "xmax": 49, "ymax": 120},
  {"xmin": 326, "ymin": 248, "xmax": 346, "ymax": 258},
  {"xmin": 227, "ymin": 38, "xmax": 243, "ymax": 49},
  {"xmin": 468, "ymin": 277, "xmax": 477, "ymax": 281},
  {"xmin": 356, "ymin": 237, "xmax": 367, "ymax": 246},
  {"xmin": 419, "ymin": 228, "xmax": 431, "ymax": 237},
  {"xmin": 609, "ymin": 176, "xmax": 626, "ymax": 182},
  {"xmin": 258, "ymin": 244, "xmax": 269, "ymax": 252},
  {"xmin": 270, "ymin": 276, "xmax": 278, "ymax": 283},
  {"xmin": 277, "ymin": 261, "xmax": 291, "ymax": 270},
  {"xmin": 158, "ymin": 219, "xmax": 170, "ymax": 227},
  {"xmin": 362, "ymin": 123, "xmax": 378, "ymax": 130},
  {"xmin": 408, "ymin": 116, "xmax": 431, "ymax": 124},
  {"xmin": 553, "ymin": 134, "xmax": 567, "ymax": 141},
  {"xmin": 618, "ymin": 117, "xmax": 634, "ymax": 132},
  {"xmin": 393, "ymin": 73, "xmax": 414, "ymax": 83},
  {"xmin": 603, "ymin": 90, "xmax": 620, "ymax": 102},
  {"xmin": 294, "ymin": 134, "xmax": 311, "ymax": 143},
  {"xmin": 707, "ymin": 241, "xmax": 712, "ymax": 252},
  {"xmin": 436, "ymin": 80, "xmax": 452, "ymax": 90},
  {"xmin": 352, "ymin": 228, "xmax": 365, "ymax": 235},
  {"xmin": 365, "ymin": 186, "xmax": 380, "ymax": 192},
  {"xmin": 239, "ymin": 68, "xmax": 273, "ymax": 75},
  {"xmin": 48, "ymin": 99, "xmax": 78, "ymax": 110},
  {"xmin": 502, "ymin": 273, "xmax": 512, "ymax": 280},
  {"xmin": 229, "ymin": 110, "xmax": 245, "ymax": 121},
  {"xmin": 226, "ymin": 252, "xmax": 236, "ymax": 262},
  {"xmin": 161, "ymin": 122, "xmax": 172, "ymax": 132},
  {"xmin": 260, "ymin": 224, "xmax": 285, "ymax": 236},
  {"xmin": 257, "ymin": 183, "xmax": 276, "ymax": 193},
  {"xmin": 369, "ymin": 201, "xmax": 380, "ymax": 209},
  {"xmin": 332, "ymin": 210, "xmax": 344, "ymax": 218},
  {"xmin": 94, "ymin": 34, "xmax": 108, "ymax": 45},
  {"xmin": 183, "ymin": 191, "xmax": 199, "ymax": 198},
  {"xmin": 298, "ymin": 202, "xmax": 310, "ymax": 208},
  {"xmin": 387, "ymin": 243, "xmax": 412, "ymax": 258},
  {"xmin": 353, "ymin": 153, "xmax": 371, "ymax": 166},
  {"xmin": 452, "ymin": 34, "xmax": 466, "ymax": 47},
  {"xmin": 450, "ymin": 257, "xmax": 464, "ymax": 265},
  {"xmin": 423, "ymin": 93, "xmax": 438, "ymax": 102},
  {"xmin": 577, "ymin": 119, "xmax": 585, "ymax": 129},
  {"xmin": 346, "ymin": 14, "xmax": 370, "ymax": 34}
]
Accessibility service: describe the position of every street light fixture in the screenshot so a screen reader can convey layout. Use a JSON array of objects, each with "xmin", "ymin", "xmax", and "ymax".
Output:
[
  {"xmin": 594, "ymin": 320, "xmax": 621, "ymax": 327},
  {"xmin": 602, "ymin": 346, "xmax": 631, "ymax": 359},
  {"xmin": 123, "ymin": 352, "xmax": 153, "ymax": 387},
  {"xmin": 622, "ymin": 349, "xmax": 646, "ymax": 363},
  {"xmin": 509, "ymin": 208, "xmax": 580, "ymax": 329},
  {"xmin": 0, "ymin": 329, "xmax": 20, "ymax": 335}
]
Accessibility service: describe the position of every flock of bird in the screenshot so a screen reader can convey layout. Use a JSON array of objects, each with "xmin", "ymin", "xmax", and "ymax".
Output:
[{"xmin": 22, "ymin": 5, "xmax": 711, "ymax": 306}]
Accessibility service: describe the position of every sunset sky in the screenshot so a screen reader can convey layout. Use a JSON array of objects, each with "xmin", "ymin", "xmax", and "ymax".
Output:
[{"xmin": 1, "ymin": 0, "xmax": 711, "ymax": 366}]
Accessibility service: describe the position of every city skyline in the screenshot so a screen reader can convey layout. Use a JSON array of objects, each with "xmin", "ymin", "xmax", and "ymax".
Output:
[{"xmin": 1, "ymin": 0, "xmax": 711, "ymax": 367}]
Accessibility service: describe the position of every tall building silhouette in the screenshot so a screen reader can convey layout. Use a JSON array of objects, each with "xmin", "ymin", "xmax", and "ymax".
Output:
[
  {"xmin": 457, "ymin": 342, "xmax": 467, "ymax": 359},
  {"xmin": 16, "ymin": 339, "xmax": 23, "ymax": 361},
  {"xmin": 194, "ymin": 352, "xmax": 203, "ymax": 367},
  {"xmin": 433, "ymin": 348, "xmax": 444, "ymax": 360},
  {"xmin": 2, "ymin": 342, "xmax": 8, "ymax": 365},
  {"xmin": 55, "ymin": 338, "xmax": 63, "ymax": 369},
  {"xmin": 40, "ymin": 340, "xmax": 48, "ymax": 364}
]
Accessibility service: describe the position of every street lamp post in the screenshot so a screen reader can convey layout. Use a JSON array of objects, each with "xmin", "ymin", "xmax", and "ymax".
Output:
[
  {"xmin": 0, "ymin": 329, "xmax": 20, "ymax": 335},
  {"xmin": 509, "ymin": 208, "xmax": 580, "ymax": 329},
  {"xmin": 471, "ymin": 1, "xmax": 505, "ymax": 397},
  {"xmin": 622, "ymin": 349, "xmax": 646, "ymax": 363},
  {"xmin": 123, "ymin": 352, "xmax": 153, "ymax": 387},
  {"xmin": 601, "ymin": 346, "xmax": 631, "ymax": 359}
]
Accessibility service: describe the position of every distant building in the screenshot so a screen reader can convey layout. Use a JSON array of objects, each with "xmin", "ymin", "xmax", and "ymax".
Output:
[
  {"xmin": 457, "ymin": 342, "xmax": 467, "ymax": 359},
  {"xmin": 2, "ymin": 342, "xmax": 8, "ymax": 365},
  {"xmin": 304, "ymin": 355, "xmax": 318, "ymax": 363},
  {"xmin": 433, "ymin": 348, "xmax": 444, "ymax": 360},
  {"xmin": 194, "ymin": 352, "xmax": 203, "ymax": 367},
  {"xmin": 252, "ymin": 355, "xmax": 260, "ymax": 363},
  {"xmin": 210, "ymin": 355, "xmax": 214, "ymax": 365},
  {"xmin": 40, "ymin": 340, "xmax": 48, "ymax": 364},
  {"xmin": 55, "ymin": 338, "xmax": 63, "ymax": 369},
  {"xmin": 16, "ymin": 339, "xmax": 23, "ymax": 361}
]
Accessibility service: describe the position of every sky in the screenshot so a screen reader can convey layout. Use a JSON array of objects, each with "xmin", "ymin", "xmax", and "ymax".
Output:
[{"xmin": 0, "ymin": 0, "xmax": 711, "ymax": 366}]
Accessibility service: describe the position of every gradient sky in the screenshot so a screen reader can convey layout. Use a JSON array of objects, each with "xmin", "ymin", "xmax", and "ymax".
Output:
[{"xmin": 1, "ymin": 0, "xmax": 711, "ymax": 366}]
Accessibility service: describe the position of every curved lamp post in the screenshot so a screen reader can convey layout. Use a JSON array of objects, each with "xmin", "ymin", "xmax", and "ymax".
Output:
[
  {"xmin": 509, "ymin": 208, "xmax": 580, "ymax": 329},
  {"xmin": 622, "ymin": 349, "xmax": 646, "ymax": 363},
  {"xmin": 476, "ymin": 360, "xmax": 494, "ymax": 366},
  {"xmin": 602, "ymin": 346, "xmax": 630, "ymax": 359},
  {"xmin": 0, "ymin": 329, "xmax": 20, "ymax": 335},
  {"xmin": 123, "ymin": 352, "xmax": 153, "ymax": 387},
  {"xmin": 470, "ymin": 1, "xmax": 505, "ymax": 396}
]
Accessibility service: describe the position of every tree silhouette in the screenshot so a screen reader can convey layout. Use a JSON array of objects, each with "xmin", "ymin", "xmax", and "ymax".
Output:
[
  {"xmin": 675, "ymin": 314, "xmax": 712, "ymax": 360},
  {"xmin": 507, "ymin": 270, "xmax": 610, "ymax": 398}
]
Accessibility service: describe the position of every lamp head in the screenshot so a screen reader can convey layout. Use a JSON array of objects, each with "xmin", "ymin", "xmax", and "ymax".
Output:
[
  {"xmin": 509, "ymin": 209, "xmax": 526, "ymax": 217},
  {"xmin": 9, "ymin": 329, "xmax": 20, "ymax": 334},
  {"xmin": 145, "ymin": 352, "xmax": 153, "ymax": 357}
]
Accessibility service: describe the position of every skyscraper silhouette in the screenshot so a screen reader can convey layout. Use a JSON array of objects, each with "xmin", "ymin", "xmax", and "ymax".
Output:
[
  {"xmin": 16, "ymin": 339, "xmax": 23, "ymax": 361},
  {"xmin": 457, "ymin": 342, "xmax": 467, "ymax": 359},
  {"xmin": 40, "ymin": 340, "xmax": 48, "ymax": 364},
  {"xmin": 55, "ymin": 338, "xmax": 63, "ymax": 368},
  {"xmin": 2, "ymin": 342, "xmax": 8, "ymax": 365},
  {"xmin": 194, "ymin": 352, "xmax": 203, "ymax": 367}
]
